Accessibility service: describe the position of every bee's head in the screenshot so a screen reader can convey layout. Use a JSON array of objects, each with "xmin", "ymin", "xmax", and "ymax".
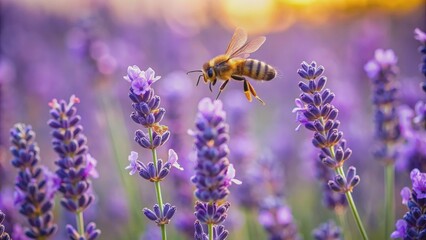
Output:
[{"xmin": 202, "ymin": 63, "xmax": 216, "ymax": 82}]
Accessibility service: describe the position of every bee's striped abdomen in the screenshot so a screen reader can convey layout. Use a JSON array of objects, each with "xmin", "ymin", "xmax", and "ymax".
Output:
[{"xmin": 238, "ymin": 59, "xmax": 275, "ymax": 81}]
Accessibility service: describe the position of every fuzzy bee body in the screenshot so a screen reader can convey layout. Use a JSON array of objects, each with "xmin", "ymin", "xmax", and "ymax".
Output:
[
  {"xmin": 189, "ymin": 28, "xmax": 276, "ymax": 105},
  {"xmin": 238, "ymin": 59, "xmax": 276, "ymax": 81}
]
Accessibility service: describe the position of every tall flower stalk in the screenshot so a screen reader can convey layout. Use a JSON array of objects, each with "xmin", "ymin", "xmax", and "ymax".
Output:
[
  {"xmin": 293, "ymin": 61, "xmax": 368, "ymax": 239},
  {"xmin": 9, "ymin": 123, "xmax": 57, "ymax": 239},
  {"xmin": 414, "ymin": 28, "xmax": 426, "ymax": 90},
  {"xmin": 364, "ymin": 49, "xmax": 400, "ymax": 238},
  {"xmin": 190, "ymin": 98, "xmax": 240, "ymax": 240},
  {"xmin": 48, "ymin": 95, "xmax": 101, "ymax": 240},
  {"xmin": 124, "ymin": 66, "xmax": 180, "ymax": 240}
]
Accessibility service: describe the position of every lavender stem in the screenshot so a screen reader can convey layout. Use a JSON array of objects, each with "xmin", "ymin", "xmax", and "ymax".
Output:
[
  {"xmin": 208, "ymin": 222, "xmax": 214, "ymax": 240},
  {"xmin": 76, "ymin": 211, "xmax": 85, "ymax": 237},
  {"xmin": 148, "ymin": 127, "xmax": 166, "ymax": 240},
  {"xmin": 385, "ymin": 163, "xmax": 395, "ymax": 239}
]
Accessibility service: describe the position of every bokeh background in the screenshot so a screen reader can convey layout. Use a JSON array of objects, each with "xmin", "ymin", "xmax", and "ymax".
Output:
[{"xmin": 0, "ymin": 0, "xmax": 425, "ymax": 239}]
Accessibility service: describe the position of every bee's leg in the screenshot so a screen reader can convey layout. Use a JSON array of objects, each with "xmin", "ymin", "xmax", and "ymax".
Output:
[
  {"xmin": 209, "ymin": 82, "xmax": 213, "ymax": 92},
  {"xmin": 247, "ymin": 81, "xmax": 265, "ymax": 105},
  {"xmin": 216, "ymin": 80, "xmax": 230, "ymax": 100},
  {"xmin": 231, "ymin": 75, "xmax": 245, "ymax": 81},
  {"xmin": 212, "ymin": 78, "xmax": 217, "ymax": 86},
  {"xmin": 196, "ymin": 75, "xmax": 203, "ymax": 86},
  {"xmin": 243, "ymin": 79, "xmax": 252, "ymax": 102}
]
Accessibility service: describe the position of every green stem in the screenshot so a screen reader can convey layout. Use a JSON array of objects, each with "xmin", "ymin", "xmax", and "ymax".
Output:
[
  {"xmin": 76, "ymin": 211, "xmax": 85, "ymax": 237},
  {"xmin": 335, "ymin": 166, "xmax": 369, "ymax": 240},
  {"xmin": 208, "ymin": 223, "xmax": 214, "ymax": 240},
  {"xmin": 326, "ymin": 143, "xmax": 368, "ymax": 240},
  {"xmin": 385, "ymin": 163, "xmax": 395, "ymax": 239},
  {"xmin": 148, "ymin": 127, "xmax": 167, "ymax": 240},
  {"xmin": 336, "ymin": 209, "xmax": 351, "ymax": 240}
]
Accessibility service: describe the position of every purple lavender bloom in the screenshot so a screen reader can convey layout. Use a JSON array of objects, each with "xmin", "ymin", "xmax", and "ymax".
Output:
[
  {"xmin": 194, "ymin": 220, "xmax": 229, "ymax": 240},
  {"xmin": 293, "ymin": 61, "xmax": 360, "ymax": 193},
  {"xmin": 396, "ymin": 104, "xmax": 426, "ymax": 173},
  {"xmin": 9, "ymin": 123, "xmax": 57, "ymax": 239},
  {"xmin": 124, "ymin": 65, "xmax": 178, "ymax": 230},
  {"xmin": 392, "ymin": 168, "xmax": 426, "ymax": 239},
  {"xmin": 0, "ymin": 210, "xmax": 11, "ymax": 240},
  {"xmin": 190, "ymin": 97, "xmax": 238, "ymax": 239},
  {"xmin": 410, "ymin": 168, "xmax": 426, "ymax": 199},
  {"xmin": 414, "ymin": 28, "xmax": 426, "ymax": 90},
  {"xmin": 365, "ymin": 49, "xmax": 401, "ymax": 164},
  {"xmin": 47, "ymin": 95, "xmax": 100, "ymax": 239},
  {"xmin": 190, "ymin": 98, "xmax": 234, "ymax": 202},
  {"xmin": 312, "ymin": 220, "xmax": 342, "ymax": 240},
  {"xmin": 258, "ymin": 197, "xmax": 300, "ymax": 240}
]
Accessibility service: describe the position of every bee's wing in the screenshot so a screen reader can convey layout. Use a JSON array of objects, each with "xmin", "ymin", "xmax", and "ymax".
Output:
[
  {"xmin": 230, "ymin": 36, "xmax": 266, "ymax": 59},
  {"xmin": 225, "ymin": 28, "xmax": 248, "ymax": 57}
]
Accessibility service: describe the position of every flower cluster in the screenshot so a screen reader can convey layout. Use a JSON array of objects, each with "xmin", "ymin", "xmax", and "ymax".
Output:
[
  {"xmin": 392, "ymin": 168, "xmax": 426, "ymax": 239},
  {"xmin": 293, "ymin": 61, "xmax": 360, "ymax": 193},
  {"xmin": 0, "ymin": 210, "xmax": 11, "ymax": 240},
  {"xmin": 314, "ymin": 151, "xmax": 347, "ymax": 211},
  {"xmin": 194, "ymin": 220, "xmax": 229, "ymax": 240},
  {"xmin": 364, "ymin": 49, "xmax": 401, "ymax": 164},
  {"xmin": 9, "ymin": 123, "xmax": 57, "ymax": 239},
  {"xmin": 414, "ymin": 28, "xmax": 426, "ymax": 91},
  {"xmin": 397, "ymin": 104, "xmax": 426, "ymax": 173},
  {"xmin": 124, "ymin": 65, "xmax": 179, "ymax": 230},
  {"xmin": 48, "ymin": 95, "xmax": 100, "ymax": 240},
  {"xmin": 258, "ymin": 197, "xmax": 299, "ymax": 240},
  {"xmin": 312, "ymin": 220, "xmax": 342, "ymax": 240},
  {"xmin": 190, "ymin": 98, "xmax": 240, "ymax": 238}
]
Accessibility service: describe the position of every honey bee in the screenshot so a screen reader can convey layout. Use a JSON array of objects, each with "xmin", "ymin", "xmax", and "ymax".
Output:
[{"xmin": 188, "ymin": 28, "xmax": 276, "ymax": 105}]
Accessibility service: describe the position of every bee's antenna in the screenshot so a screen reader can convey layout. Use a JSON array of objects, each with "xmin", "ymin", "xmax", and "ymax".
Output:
[
  {"xmin": 196, "ymin": 75, "xmax": 203, "ymax": 86},
  {"xmin": 187, "ymin": 70, "xmax": 203, "ymax": 74}
]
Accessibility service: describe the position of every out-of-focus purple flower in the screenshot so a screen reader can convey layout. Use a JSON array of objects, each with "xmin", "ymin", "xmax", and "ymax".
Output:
[
  {"xmin": 0, "ymin": 210, "xmax": 11, "ymax": 240},
  {"xmin": 126, "ymin": 151, "xmax": 139, "ymax": 175},
  {"xmin": 415, "ymin": 28, "xmax": 426, "ymax": 43},
  {"xmin": 258, "ymin": 197, "xmax": 299, "ymax": 240},
  {"xmin": 400, "ymin": 187, "xmax": 411, "ymax": 205},
  {"xmin": 391, "ymin": 220, "xmax": 407, "ymax": 239},
  {"xmin": 364, "ymin": 49, "xmax": 398, "ymax": 79},
  {"xmin": 414, "ymin": 28, "xmax": 426, "ymax": 88},
  {"xmin": 414, "ymin": 101, "xmax": 426, "ymax": 128},
  {"xmin": 410, "ymin": 168, "xmax": 426, "ymax": 199},
  {"xmin": 365, "ymin": 49, "xmax": 401, "ymax": 165},
  {"xmin": 9, "ymin": 123, "xmax": 57, "ymax": 239},
  {"xmin": 312, "ymin": 220, "xmax": 342, "ymax": 240},
  {"xmin": 47, "ymin": 95, "xmax": 101, "ymax": 239},
  {"xmin": 396, "ymin": 105, "xmax": 426, "ymax": 172}
]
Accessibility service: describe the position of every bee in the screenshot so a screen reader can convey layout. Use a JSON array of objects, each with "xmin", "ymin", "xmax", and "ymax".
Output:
[{"xmin": 188, "ymin": 28, "xmax": 276, "ymax": 105}]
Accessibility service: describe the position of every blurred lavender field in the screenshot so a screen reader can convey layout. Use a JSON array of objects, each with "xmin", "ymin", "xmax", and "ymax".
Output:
[{"xmin": 0, "ymin": 0, "xmax": 425, "ymax": 239}]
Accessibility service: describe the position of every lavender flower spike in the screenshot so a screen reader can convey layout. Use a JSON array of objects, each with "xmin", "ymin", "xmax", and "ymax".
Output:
[
  {"xmin": 414, "ymin": 28, "xmax": 426, "ymax": 91},
  {"xmin": 125, "ymin": 66, "xmax": 177, "ymax": 240},
  {"xmin": 392, "ymin": 168, "xmax": 426, "ymax": 239},
  {"xmin": 190, "ymin": 97, "xmax": 237, "ymax": 239},
  {"xmin": 294, "ymin": 61, "xmax": 368, "ymax": 239},
  {"xmin": 365, "ymin": 49, "xmax": 400, "ymax": 238},
  {"xmin": 48, "ymin": 95, "xmax": 100, "ymax": 239},
  {"xmin": 0, "ymin": 211, "xmax": 11, "ymax": 240},
  {"xmin": 312, "ymin": 220, "xmax": 342, "ymax": 240},
  {"xmin": 9, "ymin": 123, "xmax": 57, "ymax": 239}
]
